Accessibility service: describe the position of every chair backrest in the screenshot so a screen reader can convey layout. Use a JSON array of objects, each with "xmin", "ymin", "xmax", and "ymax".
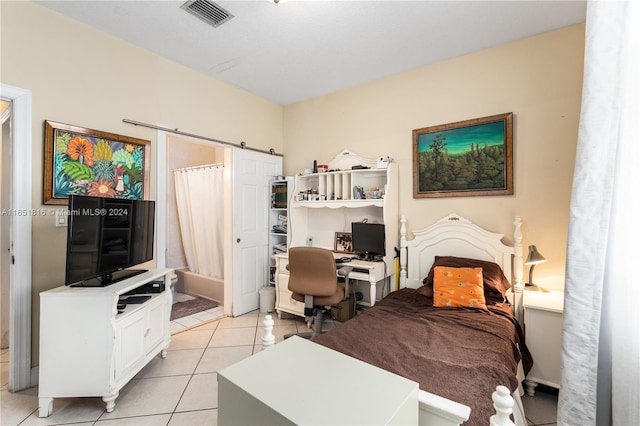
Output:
[{"xmin": 288, "ymin": 247, "xmax": 337, "ymax": 297}]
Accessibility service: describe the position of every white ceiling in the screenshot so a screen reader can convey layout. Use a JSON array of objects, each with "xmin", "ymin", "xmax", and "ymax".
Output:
[{"xmin": 36, "ymin": 0, "xmax": 587, "ymax": 106}]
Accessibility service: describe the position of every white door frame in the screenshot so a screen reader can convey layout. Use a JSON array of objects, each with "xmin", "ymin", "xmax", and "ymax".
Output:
[{"xmin": 1, "ymin": 83, "xmax": 33, "ymax": 391}]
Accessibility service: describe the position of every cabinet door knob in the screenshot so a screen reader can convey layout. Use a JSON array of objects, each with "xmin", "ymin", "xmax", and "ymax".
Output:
[{"xmin": 144, "ymin": 328, "xmax": 150, "ymax": 337}]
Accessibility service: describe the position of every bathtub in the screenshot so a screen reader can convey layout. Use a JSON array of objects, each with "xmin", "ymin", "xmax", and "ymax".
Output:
[{"xmin": 174, "ymin": 268, "xmax": 224, "ymax": 305}]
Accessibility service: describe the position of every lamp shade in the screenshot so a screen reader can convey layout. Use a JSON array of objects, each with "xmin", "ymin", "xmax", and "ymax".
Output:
[{"xmin": 525, "ymin": 245, "xmax": 547, "ymax": 265}]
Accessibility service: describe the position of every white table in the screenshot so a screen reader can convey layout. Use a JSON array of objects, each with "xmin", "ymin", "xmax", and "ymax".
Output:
[{"xmin": 218, "ymin": 336, "xmax": 419, "ymax": 425}]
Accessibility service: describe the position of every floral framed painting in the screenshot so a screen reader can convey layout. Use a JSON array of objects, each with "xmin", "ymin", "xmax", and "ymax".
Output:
[
  {"xmin": 43, "ymin": 120, "xmax": 150, "ymax": 205},
  {"xmin": 413, "ymin": 112, "xmax": 513, "ymax": 198}
]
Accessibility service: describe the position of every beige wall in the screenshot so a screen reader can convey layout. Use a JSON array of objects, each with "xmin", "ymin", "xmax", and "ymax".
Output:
[
  {"xmin": 1, "ymin": 1, "xmax": 283, "ymax": 364},
  {"xmin": 284, "ymin": 24, "xmax": 585, "ymax": 291}
]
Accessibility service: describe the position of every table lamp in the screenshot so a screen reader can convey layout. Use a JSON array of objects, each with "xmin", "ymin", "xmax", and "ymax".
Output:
[{"xmin": 525, "ymin": 245, "xmax": 547, "ymax": 291}]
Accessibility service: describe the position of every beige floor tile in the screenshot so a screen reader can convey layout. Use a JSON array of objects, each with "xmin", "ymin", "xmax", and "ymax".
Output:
[
  {"xmin": 135, "ymin": 348, "xmax": 205, "ymax": 379},
  {"xmin": 208, "ymin": 327, "xmax": 257, "ymax": 347},
  {"xmin": 256, "ymin": 324, "xmax": 298, "ymax": 344},
  {"xmin": 522, "ymin": 391, "xmax": 558, "ymax": 426},
  {"xmin": 21, "ymin": 396, "xmax": 105, "ymax": 426},
  {"xmin": 189, "ymin": 319, "xmax": 221, "ymax": 331},
  {"xmin": 95, "ymin": 413, "xmax": 171, "ymax": 425},
  {"xmin": 175, "ymin": 372, "xmax": 218, "ymax": 412},
  {"xmin": 99, "ymin": 375, "xmax": 190, "ymax": 420},
  {"xmin": 168, "ymin": 408, "xmax": 217, "ymax": 426},
  {"xmin": 258, "ymin": 311, "xmax": 298, "ymax": 326},
  {"xmin": 168, "ymin": 328, "xmax": 214, "ymax": 350},
  {"xmin": 217, "ymin": 311, "xmax": 259, "ymax": 329},
  {"xmin": 195, "ymin": 346, "xmax": 253, "ymax": 374},
  {"xmin": 0, "ymin": 387, "xmax": 39, "ymax": 426}
]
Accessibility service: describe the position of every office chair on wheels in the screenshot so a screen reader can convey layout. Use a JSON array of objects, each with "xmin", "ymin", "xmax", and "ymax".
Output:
[{"xmin": 287, "ymin": 247, "xmax": 352, "ymax": 339}]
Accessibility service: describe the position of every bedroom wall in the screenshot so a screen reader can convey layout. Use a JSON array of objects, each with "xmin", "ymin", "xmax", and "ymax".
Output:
[
  {"xmin": 1, "ymin": 1, "xmax": 283, "ymax": 365},
  {"xmin": 283, "ymin": 24, "xmax": 585, "ymax": 291}
]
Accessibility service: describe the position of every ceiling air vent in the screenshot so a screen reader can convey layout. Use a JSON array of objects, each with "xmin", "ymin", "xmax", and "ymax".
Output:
[{"xmin": 181, "ymin": 0, "xmax": 234, "ymax": 28}]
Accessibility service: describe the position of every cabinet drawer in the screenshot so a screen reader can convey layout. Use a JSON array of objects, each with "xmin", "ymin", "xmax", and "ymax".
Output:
[
  {"xmin": 277, "ymin": 256, "xmax": 289, "ymax": 274},
  {"xmin": 278, "ymin": 290, "xmax": 303, "ymax": 314}
]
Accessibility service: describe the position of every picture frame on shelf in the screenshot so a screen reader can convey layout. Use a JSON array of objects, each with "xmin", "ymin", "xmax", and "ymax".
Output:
[
  {"xmin": 334, "ymin": 232, "xmax": 354, "ymax": 254},
  {"xmin": 412, "ymin": 112, "xmax": 513, "ymax": 198},
  {"xmin": 43, "ymin": 120, "xmax": 150, "ymax": 205}
]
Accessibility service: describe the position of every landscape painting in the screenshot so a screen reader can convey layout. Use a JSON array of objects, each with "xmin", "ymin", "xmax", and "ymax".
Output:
[{"xmin": 413, "ymin": 113, "xmax": 513, "ymax": 198}]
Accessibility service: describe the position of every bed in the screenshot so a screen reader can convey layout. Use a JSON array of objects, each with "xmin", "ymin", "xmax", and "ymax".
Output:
[{"xmin": 312, "ymin": 213, "xmax": 530, "ymax": 426}]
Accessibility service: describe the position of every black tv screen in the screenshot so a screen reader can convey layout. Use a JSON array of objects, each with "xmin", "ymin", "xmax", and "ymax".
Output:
[
  {"xmin": 65, "ymin": 195, "xmax": 155, "ymax": 286},
  {"xmin": 351, "ymin": 222, "xmax": 385, "ymax": 261}
]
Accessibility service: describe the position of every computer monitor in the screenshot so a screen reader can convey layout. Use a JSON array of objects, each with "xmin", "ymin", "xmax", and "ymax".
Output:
[{"xmin": 351, "ymin": 222, "xmax": 385, "ymax": 261}]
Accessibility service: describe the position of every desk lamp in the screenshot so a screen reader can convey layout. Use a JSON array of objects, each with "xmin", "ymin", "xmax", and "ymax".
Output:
[{"xmin": 525, "ymin": 245, "xmax": 547, "ymax": 292}]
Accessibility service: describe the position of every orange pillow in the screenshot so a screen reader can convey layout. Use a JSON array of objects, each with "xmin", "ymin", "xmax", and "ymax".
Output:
[{"xmin": 433, "ymin": 266, "xmax": 487, "ymax": 310}]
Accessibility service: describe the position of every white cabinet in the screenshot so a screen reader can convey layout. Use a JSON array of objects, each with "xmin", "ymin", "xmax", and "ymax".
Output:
[
  {"xmin": 38, "ymin": 268, "xmax": 173, "ymax": 417},
  {"xmin": 269, "ymin": 178, "xmax": 292, "ymax": 285},
  {"xmin": 523, "ymin": 289, "xmax": 564, "ymax": 396}
]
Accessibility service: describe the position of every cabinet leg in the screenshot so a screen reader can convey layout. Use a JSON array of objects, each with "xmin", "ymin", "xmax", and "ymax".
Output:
[
  {"xmin": 161, "ymin": 348, "xmax": 168, "ymax": 359},
  {"xmin": 369, "ymin": 281, "xmax": 377, "ymax": 307},
  {"xmin": 524, "ymin": 379, "xmax": 538, "ymax": 397},
  {"xmin": 277, "ymin": 310, "xmax": 282, "ymax": 320},
  {"xmin": 103, "ymin": 393, "xmax": 119, "ymax": 412},
  {"xmin": 38, "ymin": 397, "xmax": 54, "ymax": 417}
]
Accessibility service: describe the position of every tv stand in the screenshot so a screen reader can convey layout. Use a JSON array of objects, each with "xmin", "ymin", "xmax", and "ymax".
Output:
[{"xmin": 38, "ymin": 268, "xmax": 173, "ymax": 417}]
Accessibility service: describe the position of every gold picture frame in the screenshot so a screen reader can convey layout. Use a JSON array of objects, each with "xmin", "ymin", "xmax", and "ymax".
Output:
[
  {"xmin": 413, "ymin": 112, "xmax": 513, "ymax": 198},
  {"xmin": 43, "ymin": 120, "xmax": 150, "ymax": 205}
]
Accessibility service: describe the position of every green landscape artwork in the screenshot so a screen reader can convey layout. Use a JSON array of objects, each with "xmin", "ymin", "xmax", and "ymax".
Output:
[{"xmin": 413, "ymin": 113, "xmax": 513, "ymax": 198}]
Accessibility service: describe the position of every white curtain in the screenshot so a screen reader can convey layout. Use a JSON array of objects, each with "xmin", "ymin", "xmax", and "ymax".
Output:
[
  {"xmin": 559, "ymin": 2, "xmax": 639, "ymax": 425},
  {"xmin": 174, "ymin": 164, "xmax": 225, "ymax": 279}
]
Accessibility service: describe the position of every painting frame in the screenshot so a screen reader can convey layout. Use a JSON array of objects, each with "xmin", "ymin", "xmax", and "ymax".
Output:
[
  {"xmin": 43, "ymin": 120, "xmax": 150, "ymax": 205},
  {"xmin": 334, "ymin": 232, "xmax": 354, "ymax": 254},
  {"xmin": 413, "ymin": 112, "xmax": 513, "ymax": 198}
]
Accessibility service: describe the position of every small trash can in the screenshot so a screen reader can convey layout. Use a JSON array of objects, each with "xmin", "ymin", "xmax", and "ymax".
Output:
[{"xmin": 259, "ymin": 286, "xmax": 276, "ymax": 313}]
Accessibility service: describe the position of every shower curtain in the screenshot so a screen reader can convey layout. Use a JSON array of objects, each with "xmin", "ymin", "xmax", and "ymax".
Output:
[{"xmin": 174, "ymin": 163, "xmax": 225, "ymax": 278}]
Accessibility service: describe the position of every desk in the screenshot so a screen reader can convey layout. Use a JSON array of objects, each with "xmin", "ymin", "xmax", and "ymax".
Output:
[
  {"xmin": 274, "ymin": 252, "xmax": 390, "ymax": 319},
  {"xmin": 218, "ymin": 336, "xmax": 419, "ymax": 425}
]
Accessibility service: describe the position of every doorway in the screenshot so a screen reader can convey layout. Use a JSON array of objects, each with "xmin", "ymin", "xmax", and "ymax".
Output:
[
  {"xmin": 155, "ymin": 129, "xmax": 281, "ymax": 319},
  {"xmin": 166, "ymin": 135, "xmax": 225, "ymax": 323},
  {"xmin": 0, "ymin": 83, "xmax": 33, "ymax": 392}
]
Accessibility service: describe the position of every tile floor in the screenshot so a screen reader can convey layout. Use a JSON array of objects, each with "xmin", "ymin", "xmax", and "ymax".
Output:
[{"xmin": 1, "ymin": 309, "xmax": 557, "ymax": 426}]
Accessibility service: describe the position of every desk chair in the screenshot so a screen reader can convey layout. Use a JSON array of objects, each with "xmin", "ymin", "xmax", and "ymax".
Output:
[{"xmin": 287, "ymin": 247, "xmax": 352, "ymax": 338}]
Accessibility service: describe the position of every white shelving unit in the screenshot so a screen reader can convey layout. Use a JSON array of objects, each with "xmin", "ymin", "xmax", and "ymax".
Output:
[
  {"xmin": 269, "ymin": 177, "xmax": 293, "ymax": 285},
  {"xmin": 278, "ymin": 150, "xmax": 398, "ymax": 310},
  {"xmin": 38, "ymin": 268, "xmax": 173, "ymax": 417}
]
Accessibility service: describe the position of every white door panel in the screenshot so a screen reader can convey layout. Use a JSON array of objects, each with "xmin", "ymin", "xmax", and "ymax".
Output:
[{"xmin": 232, "ymin": 149, "xmax": 281, "ymax": 316}]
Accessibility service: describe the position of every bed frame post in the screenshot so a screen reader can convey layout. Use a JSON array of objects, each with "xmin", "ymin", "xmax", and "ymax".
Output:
[
  {"xmin": 512, "ymin": 216, "xmax": 524, "ymax": 324},
  {"xmin": 399, "ymin": 215, "xmax": 407, "ymax": 288}
]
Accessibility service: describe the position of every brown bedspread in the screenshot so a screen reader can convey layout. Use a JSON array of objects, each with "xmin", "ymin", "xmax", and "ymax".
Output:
[{"xmin": 314, "ymin": 287, "xmax": 528, "ymax": 426}]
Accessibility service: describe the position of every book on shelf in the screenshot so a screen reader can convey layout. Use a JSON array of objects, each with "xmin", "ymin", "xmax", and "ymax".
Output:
[{"xmin": 271, "ymin": 183, "xmax": 288, "ymax": 208}]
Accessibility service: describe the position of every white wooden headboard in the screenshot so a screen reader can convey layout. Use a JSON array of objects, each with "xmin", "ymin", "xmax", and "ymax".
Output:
[{"xmin": 399, "ymin": 213, "xmax": 524, "ymax": 322}]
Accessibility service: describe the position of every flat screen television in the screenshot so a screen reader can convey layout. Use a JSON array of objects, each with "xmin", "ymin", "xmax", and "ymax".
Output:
[
  {"xmin": 65, "ymin": 195, "xmax": 155, "ymax": 286},
  {"xmin": 351, "ymin": 222, "xmax": 385, "ymax": 261}
]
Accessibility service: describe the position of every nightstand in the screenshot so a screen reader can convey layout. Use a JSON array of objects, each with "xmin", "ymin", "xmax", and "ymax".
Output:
[{"xmin": 523, "ymin": 288, "xmax": 564, "ymax": 396}]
